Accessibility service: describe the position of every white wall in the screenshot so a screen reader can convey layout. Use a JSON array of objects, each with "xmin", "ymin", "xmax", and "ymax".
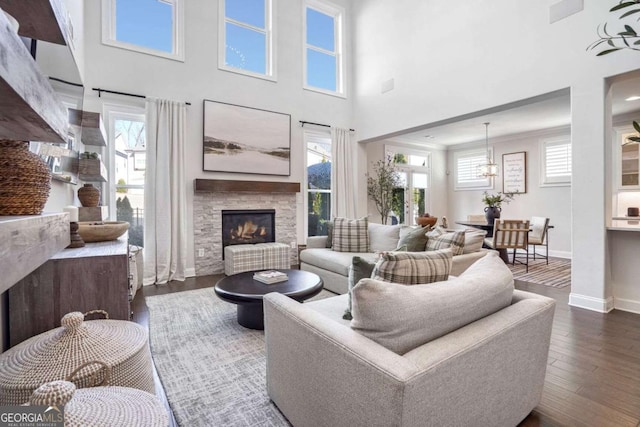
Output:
[
  {"xmin": 352, "ymin": 0, "xmax": 640, "ymax": 312},
  {"xmin": 81, "ymin": 0, "xmax": 354, "ymax": 275},
  {"xmin": 447, "ymin": 127, "xmax": 572, "ymax": 257}
]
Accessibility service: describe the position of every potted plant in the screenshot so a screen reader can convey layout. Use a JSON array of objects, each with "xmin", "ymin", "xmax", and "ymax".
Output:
[
  {"xmin": 367, "ymin": 157, "xmax": 402, "ymax": 224},
  {"xmin": 482, "ymin": 191, "xmax": 517, "ymax": 224}
]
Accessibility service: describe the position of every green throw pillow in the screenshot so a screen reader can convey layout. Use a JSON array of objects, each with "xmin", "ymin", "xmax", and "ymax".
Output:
[
  {"xmin": 343, "ymin": 256, "xmax": 376, "ymax": 320},
  {"xmin": 397, "ymin": 226, "xmax": 430, "ymax": 252},
  {"xmin": 326, "ymin": 221, "xmax": 334, "ymax": 248}
]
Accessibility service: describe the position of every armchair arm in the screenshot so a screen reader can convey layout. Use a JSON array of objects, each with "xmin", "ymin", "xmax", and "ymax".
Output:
[
  {"xmin": 264, "ymin": 293, "xmax": 418, "ymax": 427},
  {"xmin": 306, "ymin": 235, "xmax": 328, "ymax": 248}
]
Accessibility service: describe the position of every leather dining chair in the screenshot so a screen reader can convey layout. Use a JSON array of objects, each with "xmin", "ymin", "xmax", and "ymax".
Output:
[{"xmin": 529, "ymin": 217, "xmax": 550, "ymax": 265}]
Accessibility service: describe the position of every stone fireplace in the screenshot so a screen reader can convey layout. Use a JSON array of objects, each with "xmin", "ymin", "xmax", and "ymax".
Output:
[
  {"xmin": 193, "ymin": 179, "xmax": 299, "ymax": 275},
  {"xmin": 221, "ymin": 209, "xmax": 276, "ymax": 254}
]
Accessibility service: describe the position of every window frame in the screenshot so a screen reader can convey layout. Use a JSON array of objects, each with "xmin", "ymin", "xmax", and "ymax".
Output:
[
  {"xmin": 539, "ymin": 136, "xmax": 572, "ymax": 187},
  {"xmin": 101, "ymin": 0, "xmax": 185, "ymax": 62},
  {"xmin": 104, "ymin": 104, "xmax": 147, "ymax": 221},
  {"xmin": 304, "ymin": 129, "xmax": 332, "ymax": 239},
  {"xmin": 454, "ymin": 148, "xmax": 494, "ymax": 190},
  {"xmin": 303, "ymin": 0, "xmax": 346, "ymax": 98},
  {"xmin": 218, "ymin": 0, "xmax": 276, "ymax": 81}
]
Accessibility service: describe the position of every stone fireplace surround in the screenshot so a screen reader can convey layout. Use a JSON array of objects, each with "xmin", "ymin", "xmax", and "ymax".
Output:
[{"xmin": 193, "ymin": 180, "xmax": 298, "ymax": 276}]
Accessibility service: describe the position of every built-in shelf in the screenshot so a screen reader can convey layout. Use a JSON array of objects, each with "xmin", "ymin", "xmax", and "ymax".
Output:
[
  {"xmin": 78, "ymin": 158, "xmax": 107, "ymax": 182},
  {"xmin": 0, "ymin": 213, "xmax": 70, "ymax": 294},
  {"xmin": 194, "ymin": 179, "xmax": 301, "ymax": 193},
  {"xmin": 69, "ymin": 109, "xmax": 107, "ymax": 147},
  {"xmin": 0, "ymin": 10, "xmax": 68, "ymax": 143},
  {"xmin": 0, "ymin": 0, "xmax": 70, "ymax": 46}
]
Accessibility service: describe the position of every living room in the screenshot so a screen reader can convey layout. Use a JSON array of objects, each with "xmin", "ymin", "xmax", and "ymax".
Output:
[{"xmin": 0, "ymin": 0, "xmax": 639, "ymax": 425}]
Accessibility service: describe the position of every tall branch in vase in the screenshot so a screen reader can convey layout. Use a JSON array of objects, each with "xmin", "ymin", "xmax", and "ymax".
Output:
[
  {"xmin": 587, "ymin": 1, "xmax": 640, "ymax": 55},
  {"xmin": 367, "ymin": 156, "xmax": 402, "ymax": 225}
]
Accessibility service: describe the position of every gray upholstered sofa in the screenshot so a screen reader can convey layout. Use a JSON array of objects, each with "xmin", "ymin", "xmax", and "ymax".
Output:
[
  {"xmin": 265, "ymin": 252, "xmax": 555, "ymax": 427},
  {"xmin": 300, "ymin": 223, "xmax": 491, "ymax": 294}
]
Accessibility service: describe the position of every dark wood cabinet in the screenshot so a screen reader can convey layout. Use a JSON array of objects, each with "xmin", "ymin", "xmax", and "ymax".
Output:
[{"xmin": 9, "ymin": 235, "xmax": 130, "ymax": 347}]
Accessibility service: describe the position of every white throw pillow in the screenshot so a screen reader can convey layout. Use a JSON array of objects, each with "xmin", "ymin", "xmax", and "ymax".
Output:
[
  {"xmin": 463, "ymin": 229, "xmax": 487, "ymax": 253},
  {"xmin": 350, "ymin": 252, "xmax": 514, "ymax": 354},
  {"xmin": 368, "ymin": 223, "xmax": 401, "ymax": 252}
]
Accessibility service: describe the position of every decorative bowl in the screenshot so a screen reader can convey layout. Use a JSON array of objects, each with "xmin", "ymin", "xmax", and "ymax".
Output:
[
  {"xmin": 416, "ymin": 216, "xmax": 438, "ymax": 227},
  {"xmin": 78, "ymin": 221, "xmax": 129, "ymax": 243}
]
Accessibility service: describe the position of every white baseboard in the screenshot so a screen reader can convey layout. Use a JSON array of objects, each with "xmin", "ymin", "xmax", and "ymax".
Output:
[
  {"xmin": 614, "ymin": 297, "xmax": 640, "ymax": 314},
  {"xmin": 185, "ymin": 267, "xmax": 196, "ymax": 278},
  {"xmin": 569, "ymin": 293, "xmax": 614, "ymax": 313},
  {"xmin": 548, "ymin": 250, "xmax": 571, "ymax": 259}
]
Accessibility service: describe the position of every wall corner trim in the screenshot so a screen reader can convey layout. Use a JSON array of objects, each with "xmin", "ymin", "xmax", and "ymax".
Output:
[{"xmin": 568, "ymin": 293, "xmax": 614, "ymax": 313}]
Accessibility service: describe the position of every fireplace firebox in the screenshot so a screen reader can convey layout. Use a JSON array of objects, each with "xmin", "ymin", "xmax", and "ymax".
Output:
[{"xmin": 221, "ymin": 209, "xmax": 276, "ymax": 252}]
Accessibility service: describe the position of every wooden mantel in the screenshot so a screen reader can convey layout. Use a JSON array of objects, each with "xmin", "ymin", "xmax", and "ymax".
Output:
[{"xmin": 194, "ymin": 179, "xmax": 300, "ymax": 193}]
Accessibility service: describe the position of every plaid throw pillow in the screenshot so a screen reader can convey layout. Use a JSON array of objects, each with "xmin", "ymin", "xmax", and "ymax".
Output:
[
  {"xmin": 426, "ymin": 229, "xmax": 465, "ymax": 256},
  {"xmin": 372, "ymin": 249, "xmax": 452, "ymax": 285},
  {"xmin": 332, "ymin": 217, "xmax": 370, "ymax": 252}
]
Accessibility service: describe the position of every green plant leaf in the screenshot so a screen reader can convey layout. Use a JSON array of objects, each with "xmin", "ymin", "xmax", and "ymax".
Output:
[
  {"xmin": 628, "ymin": 136, "xmax": 640, "ymax": 143},
  {"xmin": 620, "ymin": 8, "xmax": 640, "ymax": 18},
  {"xmin": 611, "ymin": 2, "xmax": 638, "ymax": 12},
  {"xmin": 597, "ymin": 48, "xmax": 622, "ymax": 55},
  {"xmin": 634, "ymin": 121, "xmax": 640, "ymax": 133},
  {"xmin": 624, "ymin": 24, "xmax": 638, "ymax": 35}
]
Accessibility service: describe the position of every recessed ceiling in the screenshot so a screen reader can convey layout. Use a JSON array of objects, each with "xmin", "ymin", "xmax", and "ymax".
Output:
[{"xmin": 392, "ymin": 76, "xmax": 640, "ymax": 147}]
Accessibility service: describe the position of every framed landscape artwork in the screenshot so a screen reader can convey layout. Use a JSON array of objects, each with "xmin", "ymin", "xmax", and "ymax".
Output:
[
  {"xmin": 502, "ymin": 151, "xmax": 527, "ymax": 193},
  {"xmin": 203, "ymin": 100, "xmax": 291, "ymax": 176}
]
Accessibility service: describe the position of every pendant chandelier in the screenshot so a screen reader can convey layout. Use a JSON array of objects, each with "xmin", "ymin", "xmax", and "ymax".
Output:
[{"xmin": 477, "ymin": 122, "xmax": 498, "ymax": 178}]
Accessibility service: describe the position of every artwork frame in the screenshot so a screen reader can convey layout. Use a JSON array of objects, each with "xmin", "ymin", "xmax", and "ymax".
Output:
[
  {"xmin": 502, "ymin": 151, "xmax": 527, "ymax": 193},
  {"xmin": 203, "ymin": 100, "xmax": 291, "ymax": 176}
]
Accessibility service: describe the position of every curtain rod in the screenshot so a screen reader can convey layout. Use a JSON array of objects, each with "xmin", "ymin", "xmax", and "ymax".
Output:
[
  {"xmin": 299, "ymin": 120, "xmax": 354, "ymax": 132},
  {"xmin": 92, "ymin": 87, "xmax": 191, "ymax": 106},
  {"xmin": 49, "ymin": 77, "xmax": 83, "ymax": 88}
]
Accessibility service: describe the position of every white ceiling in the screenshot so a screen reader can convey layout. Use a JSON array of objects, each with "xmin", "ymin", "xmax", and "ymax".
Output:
[{"xmin": 392, "ymin": 75, "xmax": 640, "ymax": 147}]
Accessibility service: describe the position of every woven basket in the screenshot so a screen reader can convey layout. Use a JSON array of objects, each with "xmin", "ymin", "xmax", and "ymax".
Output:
[
  {"xmin": 0, "ymin": 311, "xmax": 155, "ymax": 405},
  {"xmin": 29, "ymin": 380, "xmax": 168, "ymax": 427},
  {"xmin": 0, "ymin": 139, "xmax": 51, "ymax": 215}
]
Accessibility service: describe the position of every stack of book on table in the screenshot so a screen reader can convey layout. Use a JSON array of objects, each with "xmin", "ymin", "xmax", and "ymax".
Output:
[{"xmin": 253, "ymin": 270, "xmax": 288, "ymax": 284}]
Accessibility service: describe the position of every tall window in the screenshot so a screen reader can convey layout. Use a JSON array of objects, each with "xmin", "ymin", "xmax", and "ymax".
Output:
[
  {"xmin": 107, "ymin": 109, "xmax": 146, "ymax": 247},
  {"xmin": 304, "ymin": 0, "xmax": 345, "ymax": 96},
  {"xmin": 220, "ymin": 0, "xmax": 274, "ymax": 79},
  {"xmin": 540, "ymin": 137, "xmax": 571, "ymax": 186},
  {"xmin": 306, "ymin": 131, "xmax": 331, "ymax": 236},
  {"xmin": 386, "ymin": 147, "xmax": 430, "ymax": 225},
  {"xmin": 454, "ymin": 149, "xmax": 493, "ymax": 190},
  {"xmin": 102, "ymin": 0, "xmax": 184, "ymax": 61}
]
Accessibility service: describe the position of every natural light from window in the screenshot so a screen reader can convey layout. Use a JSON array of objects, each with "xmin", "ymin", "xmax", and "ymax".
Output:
[
  {"xmin": 306, "ymin": 132, "xmax": 332, "ymax": 237},
  {"xmin": 304, "ymin": 1, "xmax": 344, "ymax": 95},
  {"xmin": 102, "ymin": 0, "xmax": 184, "ymax": 61},
  {"xmin": 221, "ymin": 0, "xmax": 272, "ymax": 77}
]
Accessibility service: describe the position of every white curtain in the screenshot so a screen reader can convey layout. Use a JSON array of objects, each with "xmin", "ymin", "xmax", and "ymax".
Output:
[
  {"xmin": 330, "ymin": 127, "xmax": 357, "ymax": 219},
  {"xmin": 143, "ymin": 98, "xmax": 188, "ymax": 285}
]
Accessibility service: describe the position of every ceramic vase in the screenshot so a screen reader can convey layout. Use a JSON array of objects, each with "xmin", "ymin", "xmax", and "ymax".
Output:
[
  {"xmin": 78, "ymin": 183, "xmax": 100, "ymax": 207},
  {"xmin": 0, "ymin": 140, "xmax": 51, "ymax": 215},
  {"xmin": 484, "ymin": 206, "xmax": 501, "ymax": 225}
]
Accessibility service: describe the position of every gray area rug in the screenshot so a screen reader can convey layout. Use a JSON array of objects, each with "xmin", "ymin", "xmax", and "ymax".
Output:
[
  {"xmin": 146, "ymin": 288, "xmax": 334, "ymax": 426},
  {"xmin": 507, "ymin": 256, "xmax": 571, "ymax": 288}
]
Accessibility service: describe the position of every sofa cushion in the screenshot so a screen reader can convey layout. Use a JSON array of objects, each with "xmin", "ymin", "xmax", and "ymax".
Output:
[
  {"xmin": 333, "ymin": 217, "xmax": 370, "ymax": 252},
  {"xmin": 463, "ymin": 229, "xmax": 487, "ymax": 253},
  {"xmin": 426, "ymin": 229, "xmax": 465, "ymax": 255},
  {"xmin": 368, "ymin": 223, "xmax": 401, "ymax": 252},
  {"xmin": 343, "ymin": 256, "xmax": 377, "ymax": 320},
  {"xmin": 350, "ymin": 251, "xmax": 514, "ymax": 354},
  {"xmin": 300, "ymin": 248, "xmax": 377, "ymax": 276},
  {"xmin": 305, "ymin": 294, "xmax": 352, "ymax": 327},
  {"xmin": 372, "ymin": 249, "xmax": 452, "ymax": 285},
  {"xmin": 397, "ymin": 226, "xmax": 429, "ymax": 252}
]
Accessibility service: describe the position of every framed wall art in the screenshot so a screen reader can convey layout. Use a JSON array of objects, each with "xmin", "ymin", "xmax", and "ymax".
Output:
[
  {"xmin": 502, "ymin": 151, "xmax": 527, "ymax": 193},
  {"xmin": 203, "ymin": 100, "xmax": 291, "ymax": 176}
]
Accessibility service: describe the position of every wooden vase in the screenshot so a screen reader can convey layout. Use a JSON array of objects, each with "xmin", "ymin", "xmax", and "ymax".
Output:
[
  {"xmin": 0, "ymin": 140, "xmax": 51, "ymax": 215},
  {"xmin": 78, "ymin": 183, "xmax": 100, "ymax": 207}
]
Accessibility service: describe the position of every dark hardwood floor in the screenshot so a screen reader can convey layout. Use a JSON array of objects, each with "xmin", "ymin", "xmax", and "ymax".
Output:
[{"xmin": 133, "ymin": 274, "xmax": 640, "ymax": 427}]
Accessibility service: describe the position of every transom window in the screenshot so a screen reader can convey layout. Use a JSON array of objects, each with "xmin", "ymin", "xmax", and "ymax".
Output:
[
  {"xmin": 304, "ymin": 0, "xmax": 345, "ymax": 96},
  {"xmin": 102, "ymin": 0, "xmax": 184, "ymax": 61},
  {"xmin": 219, "ymin": 0, "xmax": 274, "ymax": 80},
  {"xmin": 454, "ymin": 149, "xmax": 493, "ymax": 190},
  {"xmin": 540, "ymin": 137, "xmax": 571, "ymax": 186}
]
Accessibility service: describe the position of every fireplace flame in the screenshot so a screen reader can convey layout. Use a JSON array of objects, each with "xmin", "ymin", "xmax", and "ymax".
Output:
[{"xmin": 230, "ymin": 220, "xmax": 263, "ymax": 240}]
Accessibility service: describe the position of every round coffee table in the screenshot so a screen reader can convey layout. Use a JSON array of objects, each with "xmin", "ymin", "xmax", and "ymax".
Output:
[{"xmin": 214, "ymin": 269, "xmax": 323, "ymax": 330}]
